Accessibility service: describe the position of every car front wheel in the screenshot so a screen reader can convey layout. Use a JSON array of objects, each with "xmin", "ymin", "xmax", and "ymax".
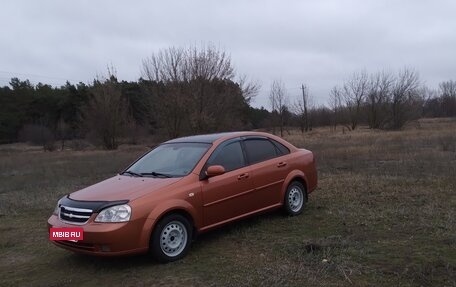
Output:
[
  {"xmin": 150, "ymin": 214, "xmax": 192, "ymax": 263},
  {"xmin": 284, "ymin": 181, "xmax": 307, "ymax": 215}
]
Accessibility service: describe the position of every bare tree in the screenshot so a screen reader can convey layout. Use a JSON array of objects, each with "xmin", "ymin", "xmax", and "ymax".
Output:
[
  {"xmin": 367, "ymin": 71, "xmax": 394, "ymax": 129},
  {"xmin": 269, "ymin": 80, "xmax": 289, "ymax": 137},
  {"xmin": 342, "ymin": 71, "xmax": 369, "ymax": 130},
  {"xmin": 390, "ymin": 68, "xmax": 420, "ymax": 129},
  {"xmin": 142, "ymin": 45, "xmax": 235, "ymax": 83},
  {"xmin": 329, "ymin": 86, "xmax": 342, "ymax": 130},
  {"xmin": 439, "ymin": 80, "xmax": 456, "ymax": 117},
  {"xmin": 82, "ymin": 72, "xmax": 129, "ymax": 149},
  {"xmin": 294, "ymin": 84, "xmax": 313, "ymax": 133},
  {"xmin": 185, "ymin": 45, "xmax": 234, "ymax": 81},
  {"xmin": 141, "ymin": 47, "xmax": 188, "ymax": 137},
  {"xmin": 327, "ymin": 68, "xmax": 425, "ymax": 130},
  {"xmin": 142, "ymin": 45, "xmax": 248, "ymax": 135},
  {"xmin": 142, "ymin": 47, "xmax": 186, "ymax": 82},
  {"xmin": 238, "ymin": 75, "xmax": 260, "ymax": 104},
  {"xmin": 439, "ymin": 80, "xmax": 456, "ymax": 98},
  {"xmin": 185, "ymin": 45, "xmax": 235, "ymax": 133}
]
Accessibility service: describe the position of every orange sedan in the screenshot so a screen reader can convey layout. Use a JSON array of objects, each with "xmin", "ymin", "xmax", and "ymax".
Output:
[{"xmin": 47, "ymin": 132, "xmax": 317, "ymax": 262}]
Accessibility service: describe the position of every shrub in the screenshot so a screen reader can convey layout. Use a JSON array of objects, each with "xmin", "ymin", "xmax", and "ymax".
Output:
[
  {"xmin": 18, "ymin": 124, "xmax": 55, "ymax": 149},
  {"xmin": 439, "ymin": 135, "xmax": 456, "ymax": 152},
  {"xmin": 67, "ymin": 139, "xmax": 92, "ymax": 151},
  {"xmin": 43, "ymin": 141, "xmax": 57, "ymax": 152}
]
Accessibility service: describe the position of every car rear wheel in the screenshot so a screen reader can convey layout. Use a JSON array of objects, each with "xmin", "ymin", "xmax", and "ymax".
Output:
[
  {"xmin": 150, "ymin": 214, "xmax": 192, "ymax": 263},
  {"xmin": 284, "ymin": 181, "xmax": 307, "ymax": 215}
]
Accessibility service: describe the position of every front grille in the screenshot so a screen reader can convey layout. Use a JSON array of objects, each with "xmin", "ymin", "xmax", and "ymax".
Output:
[{"xmin": 59, "ymin": 205, "xmax": 92, "ymax": 224}]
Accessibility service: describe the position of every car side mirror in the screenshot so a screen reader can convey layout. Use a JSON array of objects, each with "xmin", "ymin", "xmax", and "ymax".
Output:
[{"xmin": 205, "ymin": 165, "xmax": 225, "ymax": 178}]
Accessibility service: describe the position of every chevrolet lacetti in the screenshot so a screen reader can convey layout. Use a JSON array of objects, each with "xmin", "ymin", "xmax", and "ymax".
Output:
[{"xmin": 48, "ymin": 132, "xmax": 318, "ymax": 262}]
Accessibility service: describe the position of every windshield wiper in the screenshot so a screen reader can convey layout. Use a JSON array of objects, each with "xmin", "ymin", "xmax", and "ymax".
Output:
[
  {"xmin": 140, "ymin": 171, "xmax": 172, "ymax": 178},
  {"xmin": 121, "ymin": 170, "xmax": 143, "ymax": 177}
]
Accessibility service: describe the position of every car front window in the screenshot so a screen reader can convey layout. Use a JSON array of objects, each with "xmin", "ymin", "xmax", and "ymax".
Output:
[
  {"xmin": 207, "ymin": 141, "xmax": 245, "ymax": 172},
  {"xmin": 126, "ymin": 142, "xmax": 211, "ymax": 177}
]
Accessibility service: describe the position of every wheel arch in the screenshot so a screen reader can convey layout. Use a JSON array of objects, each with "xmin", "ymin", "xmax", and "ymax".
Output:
[
  {"xmin": 281, "ymin": 170, "xmax": 308, "ymax": 204},
  {"xmin": 154, "ymin": 209, "xmax": 195, "ymax": 231},
  {"xmin": 137, "ymin": 200, "xmax": 199, "ymax": 250},
  {"xmin": 149, "ymin": 205, "xmax": 198, "ymax": 243},
  {"xmin": 290, "ymin": 177, "xmax": 308, "ymax": 199}
]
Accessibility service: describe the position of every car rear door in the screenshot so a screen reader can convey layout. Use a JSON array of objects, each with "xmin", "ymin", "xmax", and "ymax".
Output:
[
  {"xmin": 200, "ymin": 139, "xmax": 256, "ymax": 227},
  {"xmin": 241, "ymin": 137, "xmax": 291, "ymax": 209}
]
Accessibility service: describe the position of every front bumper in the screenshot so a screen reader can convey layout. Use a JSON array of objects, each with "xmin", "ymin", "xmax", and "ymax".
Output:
[{"xmin": 47, "ymin": 214, "xmax": 153, "ymax": 256}]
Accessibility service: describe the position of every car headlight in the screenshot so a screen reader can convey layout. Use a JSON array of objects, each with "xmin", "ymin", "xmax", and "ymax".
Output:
[{"xmin": 95, "ymin": 204, "xmax": 131, "ymax": 223}]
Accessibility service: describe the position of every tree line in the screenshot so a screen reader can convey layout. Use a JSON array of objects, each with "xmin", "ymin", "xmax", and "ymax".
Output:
[
  {"xmin": 268, "ymin": 69, "xmax": 456, "ymax": 136},
  {"xmin": 0, "ymin": 46, "xmax": 455, "ymax": 149},
  {"xmin": 0, "ymin": 46, "xmax": 263, "ymax": 149}
]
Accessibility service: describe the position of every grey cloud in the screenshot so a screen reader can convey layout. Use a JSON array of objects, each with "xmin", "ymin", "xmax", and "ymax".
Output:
[{"xmin": 1, "ymin": 0, "xmax": 455, "ymax": 107}]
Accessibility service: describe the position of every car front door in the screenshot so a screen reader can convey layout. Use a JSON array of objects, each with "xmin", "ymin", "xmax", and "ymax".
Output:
[{"xmin": 200, "ymin": 139, "xmax": 255, "ymax": 228}]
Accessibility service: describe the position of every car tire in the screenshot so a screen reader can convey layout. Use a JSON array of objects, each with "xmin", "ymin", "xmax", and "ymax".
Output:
[
  {"xmin": 150, "ymin": 213, "xmax": 193, "ymax": 263},
  {"xmin": 284, "ymin": 181, "xmax": 307, "ymax": 216}
]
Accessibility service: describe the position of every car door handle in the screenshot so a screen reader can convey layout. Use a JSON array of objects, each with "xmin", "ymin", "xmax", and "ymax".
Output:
[
  {"xmin": 277, "ymin": 162, "xmax": 287, "ymax": 167},
  {"xmin": 237, "ymin": 173, "xmax": 249, "ymax": 180}
]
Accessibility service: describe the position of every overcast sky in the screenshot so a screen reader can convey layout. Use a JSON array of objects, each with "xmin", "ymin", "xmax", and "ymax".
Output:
[{"xmin": 1, "ymin": 0, "xmax": 455, "ymax": 107}]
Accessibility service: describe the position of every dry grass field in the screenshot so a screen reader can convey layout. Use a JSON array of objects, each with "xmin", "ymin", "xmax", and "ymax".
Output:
[{"xmin": 0, "ymin": 118, "xmax": 455, "ymax": 286}]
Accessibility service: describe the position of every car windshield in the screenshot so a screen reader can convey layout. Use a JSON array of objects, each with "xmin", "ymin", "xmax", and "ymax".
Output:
[{"xmin": 124, "ymin": 142, "xmax": 211, "ymax": 177}]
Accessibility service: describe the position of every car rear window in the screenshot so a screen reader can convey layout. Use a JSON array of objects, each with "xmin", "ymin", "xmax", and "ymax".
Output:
[
  {"xmin": 244, "ymin": 139, "xmax": 278, "ymax": 164},
  {"xmin": 270, "ymin": 139, "xmax": 290, "ymax": 155}
]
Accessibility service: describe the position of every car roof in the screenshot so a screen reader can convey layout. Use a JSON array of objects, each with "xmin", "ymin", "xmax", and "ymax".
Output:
[{"xmin": 164, "ymin": 131, "xmax": 268, "ymax": 144}]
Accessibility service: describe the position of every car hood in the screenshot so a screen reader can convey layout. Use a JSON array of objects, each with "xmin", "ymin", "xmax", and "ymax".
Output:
[{"xmin": 69, "ymin": 175, "xmax": 183, "ymax": 201}]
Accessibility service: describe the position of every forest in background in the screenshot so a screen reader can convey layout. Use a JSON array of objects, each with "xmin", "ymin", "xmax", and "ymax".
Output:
[{"xmin": 0, "ymin": 45, "xmax": 455, "ymax": 149}]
